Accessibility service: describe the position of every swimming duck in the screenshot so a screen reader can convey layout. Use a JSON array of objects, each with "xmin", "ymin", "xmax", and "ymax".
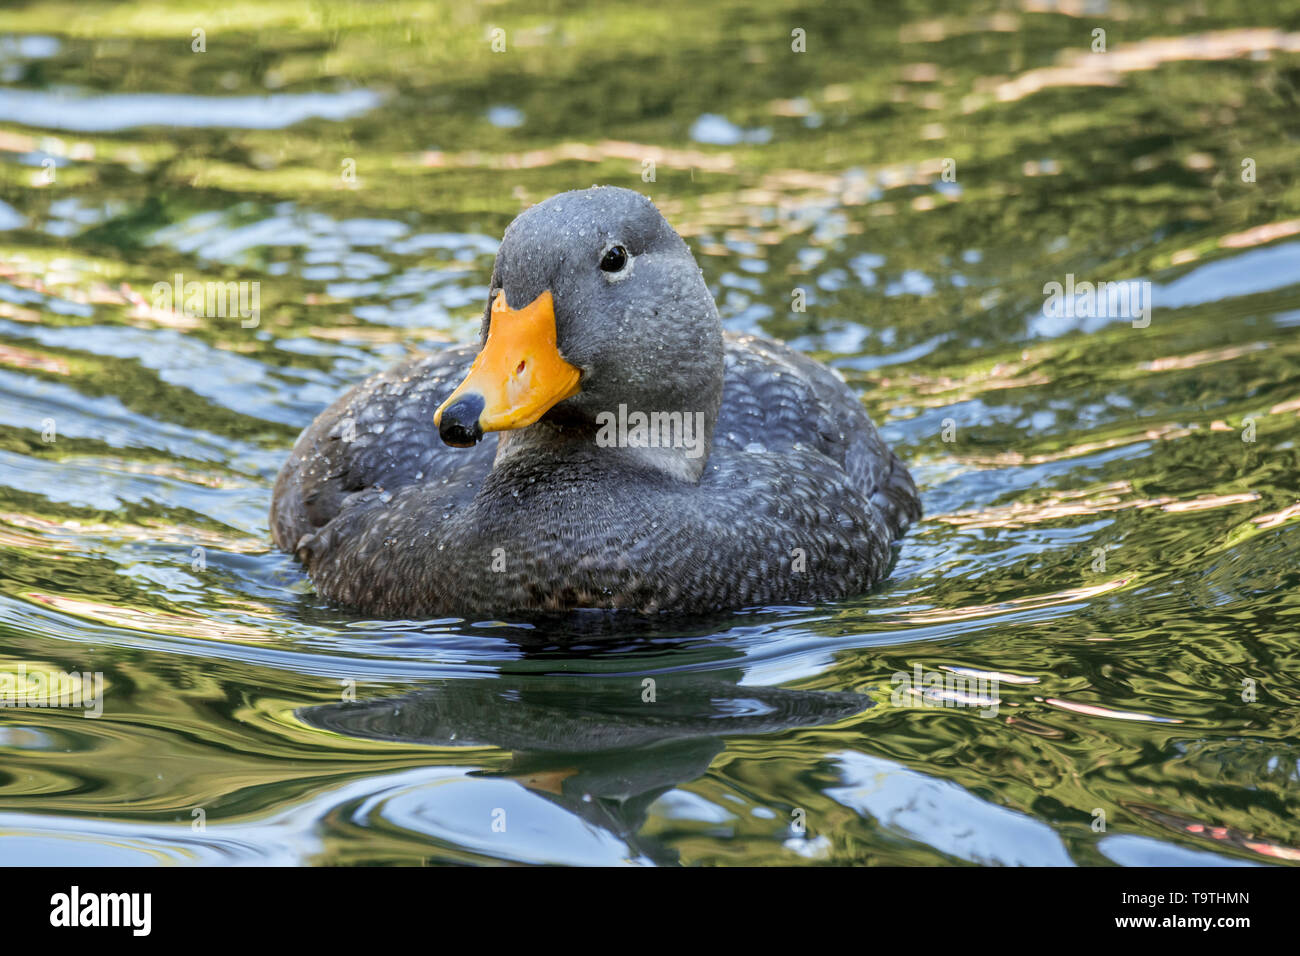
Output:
[{"xmin": 271, "ymin": 186, "xmax": 920, "ymax": 616}]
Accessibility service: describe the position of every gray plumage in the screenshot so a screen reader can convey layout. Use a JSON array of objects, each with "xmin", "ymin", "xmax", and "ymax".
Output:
[{"xmin": 271, "ymin": 186, "xmax": 920, "ymax": 616}]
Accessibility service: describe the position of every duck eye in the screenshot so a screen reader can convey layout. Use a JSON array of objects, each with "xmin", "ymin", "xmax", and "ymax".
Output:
[{"xmin": 599, "ymin": 244, "xmax": 628, "ymax": 273}]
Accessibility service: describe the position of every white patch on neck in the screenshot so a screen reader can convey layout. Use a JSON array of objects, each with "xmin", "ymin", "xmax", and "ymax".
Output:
[
  {"xmin": 619, "ymin": 443, "xmax": 706, "ymax": 482},
  {"xmin": 494, "ymin": 425, "xmax": 707, "ymax": 482}
]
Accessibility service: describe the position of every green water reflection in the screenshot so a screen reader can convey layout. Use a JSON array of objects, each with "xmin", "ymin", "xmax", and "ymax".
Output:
[{"xmin": 0, "ymin": 0, "xmax": 1299, "ymax": 865}]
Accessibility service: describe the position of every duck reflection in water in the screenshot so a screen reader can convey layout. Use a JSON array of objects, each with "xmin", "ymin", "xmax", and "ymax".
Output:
[{"xmin": 298, "ymin": 672, "xmax": 869, "ymax": 864}]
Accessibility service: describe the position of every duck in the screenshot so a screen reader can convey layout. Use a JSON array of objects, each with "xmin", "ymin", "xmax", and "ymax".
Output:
[{"xmin": 271, "ymin": 186, "xmax": 920, "ymax": 617}]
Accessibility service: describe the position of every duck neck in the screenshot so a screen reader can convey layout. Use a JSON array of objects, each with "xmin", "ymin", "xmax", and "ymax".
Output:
[{"xmin": 494, "ymin": 406, "xmax": 718, "ymax": 483}]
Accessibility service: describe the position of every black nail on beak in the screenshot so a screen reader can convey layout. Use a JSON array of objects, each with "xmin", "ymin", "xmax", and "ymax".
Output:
[{"xmin": 439, "ymin": 394, "xmax": 485, "ymax": 447}]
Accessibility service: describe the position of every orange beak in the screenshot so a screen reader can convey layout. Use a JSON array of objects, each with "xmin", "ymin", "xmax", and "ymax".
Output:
[{"xmin": 434, "ymin": 290, "xmax": 581, "ymax": 447}]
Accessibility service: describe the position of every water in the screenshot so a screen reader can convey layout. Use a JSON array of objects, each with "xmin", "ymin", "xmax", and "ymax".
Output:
[{"xmin": 1, "ymin": 1, "xmax": 1299, "ymax": 866}]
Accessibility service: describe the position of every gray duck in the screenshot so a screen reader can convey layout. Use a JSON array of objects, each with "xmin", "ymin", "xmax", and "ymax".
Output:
[{"xmin": 271, "ymin": 186, "xmax": 920, "ymax": 616}]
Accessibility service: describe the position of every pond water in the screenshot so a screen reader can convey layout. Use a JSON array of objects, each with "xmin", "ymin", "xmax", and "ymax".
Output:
[{"xmin": 1, "ymin": 1, "xmax": 1299, "ymax": 866}]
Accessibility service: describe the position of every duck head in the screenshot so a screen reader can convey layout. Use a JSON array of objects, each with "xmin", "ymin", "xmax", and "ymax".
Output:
[{"xmin": 434, "ymin": 186, "xmax": 724, "ymax": 481}]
